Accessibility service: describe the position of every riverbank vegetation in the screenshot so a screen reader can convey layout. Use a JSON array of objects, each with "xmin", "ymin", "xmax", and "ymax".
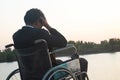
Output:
[
  {"xmin": 0, "ymin": 38, "xmax": 120, "ymax": 62},
  {"xmin": 0, "ymin": 48, "xmax": 16, "ymax": 62},
  {"xmin": 68, "ymin": 38, "xmax": 120, "ymax": 55}
]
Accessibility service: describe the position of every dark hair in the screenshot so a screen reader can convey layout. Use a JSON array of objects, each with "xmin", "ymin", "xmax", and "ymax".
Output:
[{"xmin": 24, "ymin": 8, "xmax": 45, "ymax": 24}]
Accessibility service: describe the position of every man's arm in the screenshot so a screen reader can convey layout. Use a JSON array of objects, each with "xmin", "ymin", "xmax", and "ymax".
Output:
[{"xmin": 40, "ymin": 16, "xmax": 67, "ymax": 48}]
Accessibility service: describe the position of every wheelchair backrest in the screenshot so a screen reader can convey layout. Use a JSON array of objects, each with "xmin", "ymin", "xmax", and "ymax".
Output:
[{"xmin": 15, "ymin": 39, "xmax": 52, "ymax": 80}]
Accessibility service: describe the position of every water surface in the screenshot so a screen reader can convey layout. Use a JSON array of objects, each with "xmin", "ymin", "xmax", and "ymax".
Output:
[{"xmin": 0, "ymin": 52, "xmax": 120, "ymax": 80}]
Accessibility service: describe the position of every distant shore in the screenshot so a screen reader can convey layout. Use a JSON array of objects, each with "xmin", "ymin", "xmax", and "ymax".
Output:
[
  {"xmin": 0, "ymin": 38, "xmax": 120, "ymax": 62},
  {"xmin": 0, "ymin": 51, "xmax": 119, "ymax": 63}
]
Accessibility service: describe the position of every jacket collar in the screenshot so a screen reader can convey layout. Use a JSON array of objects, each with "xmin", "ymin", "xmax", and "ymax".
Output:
[{"xmin": 25, "ymin": 25, "xmax": 34, "ymax": 28}]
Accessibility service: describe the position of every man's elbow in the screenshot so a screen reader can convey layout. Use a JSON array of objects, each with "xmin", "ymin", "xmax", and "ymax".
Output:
[{"xmin": 60, "ymin": 39, "xmax": 67, "ymax": 47}]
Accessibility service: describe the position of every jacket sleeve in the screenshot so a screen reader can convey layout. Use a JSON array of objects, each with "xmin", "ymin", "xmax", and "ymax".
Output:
[
  {"xmin": 48, "ymin": 28, "xmax": 67, "ymax": 47},
  {"xmin": 38, "ymin": 28, "xmax": 67, "ymax": 50}
]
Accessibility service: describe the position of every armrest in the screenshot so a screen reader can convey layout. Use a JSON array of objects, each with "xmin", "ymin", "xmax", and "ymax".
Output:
[{"xmin": 50, "ymin": 44, "xmax": 77, "ymax": 56}]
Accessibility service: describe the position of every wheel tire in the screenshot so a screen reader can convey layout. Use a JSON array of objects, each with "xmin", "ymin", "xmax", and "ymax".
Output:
[
  {"xmin": 6, "ymin": 68, "xmax": 20, "ymax": 80},
  {"xmin": 43, "ymin": 67, "xmax": 76, "ymax": 80}
]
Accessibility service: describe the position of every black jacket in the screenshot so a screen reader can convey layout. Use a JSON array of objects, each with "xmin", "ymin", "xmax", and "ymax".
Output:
[{"xmin": 13, "ymin": 26, "xmax": 67, "ymax": 50}]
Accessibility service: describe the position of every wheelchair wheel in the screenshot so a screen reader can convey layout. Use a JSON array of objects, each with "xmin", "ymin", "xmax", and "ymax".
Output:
[
  {"xmin": 42, "ymin": 67, "xmax": 77, "ymax": 80},
  {"xmin": 6, "ymin": 68, "xmax": 20, "ymax": 80},
  {"xmin": 81, "ymin": 71, "xmax": 89, "ymax": 80}
]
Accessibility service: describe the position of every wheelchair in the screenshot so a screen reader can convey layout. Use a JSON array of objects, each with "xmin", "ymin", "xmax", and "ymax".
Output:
[{"xmin": 5, "ymin": 39, "xmax": 89, "ymax": 80}]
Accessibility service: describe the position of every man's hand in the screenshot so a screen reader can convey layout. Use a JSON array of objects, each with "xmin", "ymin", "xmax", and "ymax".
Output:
[{"xmin": 40, "ymin": 17, "xmax": 52, "ymax": 30}]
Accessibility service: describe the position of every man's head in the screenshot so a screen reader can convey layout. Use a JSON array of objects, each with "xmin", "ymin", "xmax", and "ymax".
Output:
[{"xmin": 24, "ymin": 8, "xmax": 45, "ymax": 28}]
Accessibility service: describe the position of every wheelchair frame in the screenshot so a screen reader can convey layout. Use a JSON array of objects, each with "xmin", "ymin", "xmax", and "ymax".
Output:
[{"xmin": 5, "ymin": 40, "xmax": 89, "ymax": 80}]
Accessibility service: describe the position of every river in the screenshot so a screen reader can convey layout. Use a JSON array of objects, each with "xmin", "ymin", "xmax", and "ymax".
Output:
[{"xmin": 0, "ymin": 52, "xmax": 120, "ymax": 80}]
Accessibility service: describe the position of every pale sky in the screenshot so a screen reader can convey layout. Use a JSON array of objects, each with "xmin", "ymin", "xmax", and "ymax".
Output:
[{"xmin": 0, "ymin": 0, "xmax": 120, "ymax": 50}]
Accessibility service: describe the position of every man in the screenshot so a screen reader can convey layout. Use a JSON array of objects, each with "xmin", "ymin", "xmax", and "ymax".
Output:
[
  {"xmin": 13, "ymin": 8, "xmax": 88, "ymax": 80},
  {"xmin": 13, "ymin": 8, "xmax": 67, "ymax": 66},
  {"xmin": 13, "ymin": 8, "xmax": 67, "ymax": 51}
]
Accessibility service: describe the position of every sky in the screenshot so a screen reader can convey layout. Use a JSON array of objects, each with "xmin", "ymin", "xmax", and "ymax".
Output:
[{"xmin": 0, "ymin": 0, "xmax": 120, "ymax": 50}]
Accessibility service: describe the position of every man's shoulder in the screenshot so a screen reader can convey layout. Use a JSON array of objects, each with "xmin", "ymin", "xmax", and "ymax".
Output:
[
  {"xmin": 13, "ymin": 26, "xmax": 48, "ymax": 37},
  {"xmin": 22, "ymin": 26, "xmax": 47, "ymax": 31},
  {"xmin": 14, "ymin": 26, "xmax": 47, "ymax": 32}
]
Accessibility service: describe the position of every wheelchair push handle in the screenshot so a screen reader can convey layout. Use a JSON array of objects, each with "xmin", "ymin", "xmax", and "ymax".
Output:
[{"xmin": 5, "ymin": 44, "xmax": 14, "ymax": 48}]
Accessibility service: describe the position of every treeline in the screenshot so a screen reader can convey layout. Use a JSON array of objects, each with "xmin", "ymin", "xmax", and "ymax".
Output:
[
  {"xmin": 0, "ymin": 48, "xmax": 16, "ymax": 62},
  {"xmin": 68, "ymin": 38, "xmax": 120, "ymax": 54},
  {"xmin": 0, "ymin": 38, "xmax": 120, "ymax": 62}
]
